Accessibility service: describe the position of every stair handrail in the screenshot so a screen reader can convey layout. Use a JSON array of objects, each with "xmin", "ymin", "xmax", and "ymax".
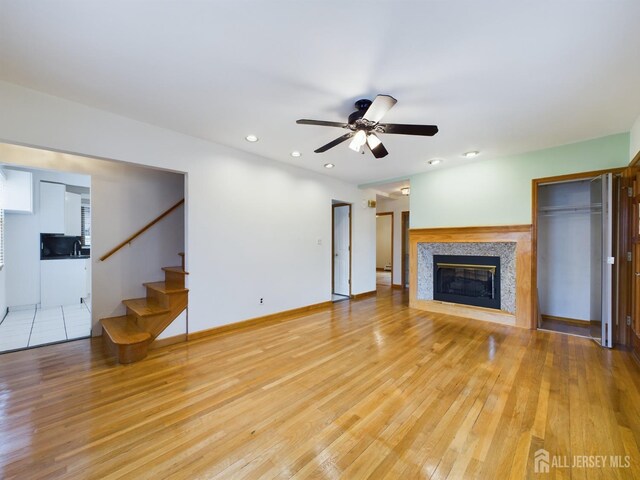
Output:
[{"xmin": 100, "ymin": 199, "xmax": 185, "ymax": 261}]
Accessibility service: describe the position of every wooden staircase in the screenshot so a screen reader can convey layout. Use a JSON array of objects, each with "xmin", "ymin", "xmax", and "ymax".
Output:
[{"xmin": 101, "ymin": 253, "xmax": 188, "ymax": 363}]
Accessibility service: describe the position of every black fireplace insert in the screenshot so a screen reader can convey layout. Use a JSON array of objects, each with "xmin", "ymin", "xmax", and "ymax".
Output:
[{"xmin": 433, "ymin": 255, "xmax": 501, "ymax": 310}]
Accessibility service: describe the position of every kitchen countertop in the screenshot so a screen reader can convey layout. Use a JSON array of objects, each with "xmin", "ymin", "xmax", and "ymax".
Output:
[{"xmin": 41, "ymin": 255, "xmax": 91, "ymax": 260}]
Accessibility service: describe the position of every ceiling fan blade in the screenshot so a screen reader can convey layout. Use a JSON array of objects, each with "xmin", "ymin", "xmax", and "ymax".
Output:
[
  {"xmin": 363, "ymin": 95, "xmax": 397, "ymax": 123},
  {"xmin": 370, "ymin": 142, "xmax": 389, "ymax": 159},
  {"xmin": 315, "ymin": 132, "xmax": 354, "ymax": 153},
  {"xmin": 297, "ymin": 119, "xmax": 348, "ymax": 128},
  {"xmin": 379, "ymin": 123, "xmax": 439, "ymax": 136}
]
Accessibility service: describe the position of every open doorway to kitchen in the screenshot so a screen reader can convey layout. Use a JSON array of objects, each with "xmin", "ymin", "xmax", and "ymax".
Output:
[
  {"xmin": 0, "ymin": 141, "xmax": 187, "ymax": 357},
  {"xmin": 0, "ymin": 165, "xmax": 92, "ymax": 353}
]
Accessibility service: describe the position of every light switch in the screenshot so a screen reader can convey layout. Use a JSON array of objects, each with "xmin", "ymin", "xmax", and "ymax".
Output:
[{"xmin": 317, "ymin": 239, "xmax": 322, "ymax": 245}]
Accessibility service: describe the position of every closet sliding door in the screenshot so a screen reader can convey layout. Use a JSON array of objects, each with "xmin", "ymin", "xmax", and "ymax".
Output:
[{"xmin": 590, "ymin": 173, "xmax": 614, "ymax": 348}]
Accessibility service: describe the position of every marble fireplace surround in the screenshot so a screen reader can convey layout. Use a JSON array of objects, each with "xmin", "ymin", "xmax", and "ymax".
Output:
[
  {"xmin": 409, "ymin": 225, "xmax": 533, "ymax": 329},
  {"xmin": 418, "ymin": 242, "xmax": 516, "ymax": 313}
]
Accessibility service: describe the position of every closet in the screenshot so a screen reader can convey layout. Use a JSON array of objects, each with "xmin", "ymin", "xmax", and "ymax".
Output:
[{"xmin": 536, "ymin": 173, "xmax": 616, "ymax": 347}]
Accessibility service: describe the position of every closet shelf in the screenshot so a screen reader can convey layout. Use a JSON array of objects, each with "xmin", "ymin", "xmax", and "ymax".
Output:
[{"xmin": 538, "ymin": 203, "xmax": 602, "ymax": 214}]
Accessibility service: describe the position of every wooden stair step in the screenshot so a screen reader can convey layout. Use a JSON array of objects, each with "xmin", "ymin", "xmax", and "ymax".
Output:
[
  {"xmin": 123, "ymin": 298, "xmax": 171, "ymax": 317},
  {"xmin": 162, "ymin": 266, "xmax": 189, "ymax": 275},
  {"xmin": 144, "ymin": 281, "xmax": 189, "ymax": 295},
  {"xmin": 101, "ymin": 316, "xmax": 151, "ymax": 344}
]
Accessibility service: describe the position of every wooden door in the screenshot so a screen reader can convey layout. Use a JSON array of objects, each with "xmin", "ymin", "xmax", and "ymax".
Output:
[{"xmin": 631, "ymin": 169, "xmax": 640, "ymax": 344}]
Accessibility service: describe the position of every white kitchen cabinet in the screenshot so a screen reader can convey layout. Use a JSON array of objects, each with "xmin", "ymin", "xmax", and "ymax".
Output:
[
  {"xmin": 40, "ymin": 259, "xmax": 86, "ymax": 308},
  {"xmin": 64, "ymin": 192, "xmax": 81, "ymax": 236},
  {"xmin": 81, "ymin": 259, "xmax": 91, "ymax": 299},
  {"xmin": 2, "ymin": 169, "xmax": 33, "ymax": 213},
  {"xmin": 39, "ymin": 182, "xmax": 82, "ymax": 235},
  {"xmin": 40, "ymin": 182, "xmax": 66, "ymax": 233}
]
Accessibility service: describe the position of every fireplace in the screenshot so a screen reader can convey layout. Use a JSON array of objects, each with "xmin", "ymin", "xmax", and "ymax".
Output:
[{"xmin": 433, "ymin": 255, "xmax": 501, "ymax": 310}]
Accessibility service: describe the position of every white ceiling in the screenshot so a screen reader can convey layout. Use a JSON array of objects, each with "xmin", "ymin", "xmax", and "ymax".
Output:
[
  {"xmin": 372, "ymin": 179, "xmax": 410, "ymax": 197},
  {"xmin": 1, "ymin": 1, "xmax": 640, "ymax": 184}
]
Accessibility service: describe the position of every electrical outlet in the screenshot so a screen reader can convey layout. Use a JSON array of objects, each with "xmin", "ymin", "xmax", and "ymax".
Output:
[{"xmin": 260, "ymin": 298, "xmax": 264, "ymax": 304}]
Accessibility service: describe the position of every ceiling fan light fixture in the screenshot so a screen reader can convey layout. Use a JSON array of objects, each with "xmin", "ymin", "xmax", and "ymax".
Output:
[
  {"xmin": 366, "ymin": 133, "xmax": 382, "ymax": 150},
  {"xmin": 324, "ymin": 163, "xmax": 335, "ymax": 169},
  {"xmin": 463, "ymin": 150, "xmax": 479, "ymax": 158},
  {"xmin": 348, "ymin": 130, "xmax": 367, "ymax": 152},
  {"xmin": 245, "ymin": 134, "xmax": 259, "ymax": 142},
  {"xmin": 428, "ymin": 158, "xmax": 442, "ymax": 165},
  {"xmin": 290, "ymin": 151, "xmax": 302, "ymax": 157}
]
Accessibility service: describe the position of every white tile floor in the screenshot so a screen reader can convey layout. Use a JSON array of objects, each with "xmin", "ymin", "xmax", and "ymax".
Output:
[{"xmin": 0, "ymin": 302, "xmax": 91, "ymax": 353}]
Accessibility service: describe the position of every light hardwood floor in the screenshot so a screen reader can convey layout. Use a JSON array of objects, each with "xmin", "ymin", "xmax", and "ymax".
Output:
[{"xmin": 1, "ymin": 288, "xmax": 640, "ymax": 479}]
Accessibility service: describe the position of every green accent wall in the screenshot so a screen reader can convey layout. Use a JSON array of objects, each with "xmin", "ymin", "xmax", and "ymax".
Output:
[{"xmin": 409, "ymin": 133, "xmax": 630, "ymax": 228}]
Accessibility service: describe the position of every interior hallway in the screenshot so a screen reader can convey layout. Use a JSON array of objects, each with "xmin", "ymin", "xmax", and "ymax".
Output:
[{"xmin": 0, "ymin": 288, "xmax": 639, "ymax": 478}]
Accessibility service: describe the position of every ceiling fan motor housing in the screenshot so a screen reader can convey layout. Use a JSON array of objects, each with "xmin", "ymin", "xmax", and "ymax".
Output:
[{"xmin": 348, "ymin": 99, "xmax": 373, "ymax": 125}]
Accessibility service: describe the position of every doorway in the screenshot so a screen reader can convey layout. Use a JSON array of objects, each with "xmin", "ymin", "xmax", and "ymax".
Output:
[
  {"xmin": 534, "ymin": 172, "xmax": 617, "ymax": 347},
  {"xmin": 401, "ymin": 211, "xmax": 410, "ymax": 288},
  {"xmin": 0, "ymin": 165, "xmax": 92, "ymax": 354},
  {"xmin": 376, "ymin": 212, "xmax": 393, "ymax": 286},
  {"xmin": 332, "ymin": 202, "xmax": 351, "ymax": 302}
]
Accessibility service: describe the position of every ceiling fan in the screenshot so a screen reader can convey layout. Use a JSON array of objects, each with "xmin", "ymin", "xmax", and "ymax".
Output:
[{"xmin": 296, "ymin": 95, "xmax": 438, "ymax": 159}]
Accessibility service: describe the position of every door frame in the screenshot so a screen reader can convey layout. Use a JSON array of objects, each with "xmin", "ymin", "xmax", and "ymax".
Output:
[
  {"xmin": 531, "ymin": 167, "xmax": 625, "ymax": 339},
  {"xmin": 332, "ymin": 202, "xmax": 352, "ymax": 297},
  {"xmin": 401, "ymin": 211, "xmax": 410, "ymax": 288},
  {"xmin": 376, "ymin": 211, "xmax": 394, "ymax": 285}
]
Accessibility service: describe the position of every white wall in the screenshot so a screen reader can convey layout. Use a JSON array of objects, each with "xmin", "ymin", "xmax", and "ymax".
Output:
[
  {"xmin": 377, "ymin": 195, "xmax": 409, "ymax": 285},
  {"xmin": 631, "ymin": 114, "xmax": 640, "ymax": 161},
  {"xmin": 0, "ymin": 170, "xmax": 7, "ymax": 318},
  {"xmin": 0, "ymin": 81, "xmax": 377, "ymax": 334},
  {"xmin": 0, "ymin": 148, "xmax": 185, "ymax": 336},
  {"xmin": 0, "ymin": 265, "xmax": 6, "ymax": 320},
  {"xmin": 376, "ymin": 215, "xmax": 392, "ymax": 269}
]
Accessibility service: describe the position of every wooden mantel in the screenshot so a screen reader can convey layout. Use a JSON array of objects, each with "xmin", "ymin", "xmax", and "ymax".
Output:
[{"xmin": 409, "ymin": 225, "xmax": 533, "ymax": 329}]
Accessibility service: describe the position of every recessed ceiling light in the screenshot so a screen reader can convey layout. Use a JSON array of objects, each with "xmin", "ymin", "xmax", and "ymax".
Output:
[
  {"xmin": 245, "ymin": 134, "xmax": 259, "ymax": 142},
  {"xmin": 428, "ymin": 159, "xmax": 442, "ymax": 165},
  {"xmin": 463, "ymin": 150, "xmax": 479, "ymax": 158},
  {"xmin": 324, "ymin": 163, "xmax": 335, "ymax": 169},
  {"xmin": 291, "ymin": 151, "xmax": 302, "ymax": 157}
]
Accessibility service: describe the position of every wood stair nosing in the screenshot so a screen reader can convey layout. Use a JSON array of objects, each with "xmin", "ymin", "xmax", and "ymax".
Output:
[
  {"xmin": 144, "ymin": 281, "xmax": 189, "ymax": 295},
  {"xmin": 101, "ymin": 315, "xmax": 151, "ymax": 344},
  {"xmin": 123, "ymin": 298, "xmax": 171, "ymax": 318},
  {"xmin": 162, "ymin": 266, "xmax": 189, "ymax": 275}
]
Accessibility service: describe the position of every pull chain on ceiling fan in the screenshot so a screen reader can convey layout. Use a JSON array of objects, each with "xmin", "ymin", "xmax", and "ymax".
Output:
[{"xmin": 296, "ymin": 94, "xmax": 438, "ymax": 158}]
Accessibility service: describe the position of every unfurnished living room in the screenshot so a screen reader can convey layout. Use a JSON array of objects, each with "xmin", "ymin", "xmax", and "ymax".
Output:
[{"xmin": 1, "ymin": 1, "xmax": 640, "ymax": 478}]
